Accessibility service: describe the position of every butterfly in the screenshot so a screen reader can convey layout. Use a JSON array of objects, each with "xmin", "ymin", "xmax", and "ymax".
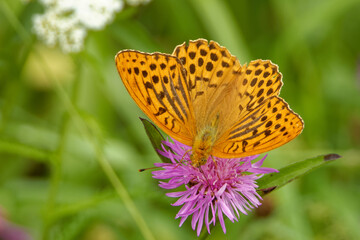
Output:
[{"xmin": 115, "ymin": 39, "xmax": 304, "ymax": 167}]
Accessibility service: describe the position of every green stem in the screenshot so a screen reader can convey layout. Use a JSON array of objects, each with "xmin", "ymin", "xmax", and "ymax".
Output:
[
  {"xmin": 0, "ymin": 1, "xmax": 31, "ymax": 41},
  {"xmin": 0, "ymin": 1, "xmax": 34, "ymax": 134},
  {"xmin": 189, "ymin": 0, "xmax": 250, "ymax": 62},
  {"xmin": 42, "ymin": 58, "xmax": 82, "ymax": 239},
  {"xmin": 92, "ymin": 135, "xmax": 155, "ymax": 240},
  {"xmin": 48, "ymin": 191, "xmax": 115, "ymax": 224},
  {"xmin": 0, "ymin": 139, "xmax": 51, "ymax": 161}
]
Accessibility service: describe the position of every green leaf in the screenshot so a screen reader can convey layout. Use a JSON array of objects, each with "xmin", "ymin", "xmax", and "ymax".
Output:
[
  {"xmin": 140, "ymin": 118, "xmax": 171, "ymax": 163},
  {"xmin": 257, "ymin": 153, "xmax": 341, "ymax": 196},
  {"xmin": 0, "ymin": 139, "xmax": 51, "ymax": 162}
]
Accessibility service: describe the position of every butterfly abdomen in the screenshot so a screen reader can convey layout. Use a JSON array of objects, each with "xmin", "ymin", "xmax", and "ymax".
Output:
[
  {"xmin": 191, "ymin": 132, "xmax": 215, "ymax": 167},
  {"xmin": 191, "ymin": 118, "xmax": 219, "ymax": 167}
]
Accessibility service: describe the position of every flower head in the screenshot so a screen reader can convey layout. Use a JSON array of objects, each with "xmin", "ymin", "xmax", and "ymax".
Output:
[
  {"xmin": 152, "ymin": 138, "xmax": 278, "ymax": 236},
  {"xmin": 32, "ymin": 0, "xmax": 125, "ymax": 53}
]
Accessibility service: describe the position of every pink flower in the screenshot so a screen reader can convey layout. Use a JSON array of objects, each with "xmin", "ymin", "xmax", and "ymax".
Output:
[{"xmin": 152, "ymin": 138, "xmax": 278, "ymax": 236}]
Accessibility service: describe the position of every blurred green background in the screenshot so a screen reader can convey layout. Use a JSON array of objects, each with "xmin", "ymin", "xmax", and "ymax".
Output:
[{"xmin": 0, "ymin": 0, "xmax": 359, "ymax": 239}]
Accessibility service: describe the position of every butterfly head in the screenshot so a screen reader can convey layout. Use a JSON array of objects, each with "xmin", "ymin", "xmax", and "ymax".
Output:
[
  {"xmin": 190, "ymin": 138, "xmax": 213, "ymax": 167},
  {"xmin": 190, "ymin": 154, "xmax": 208, "ymax": 168}
]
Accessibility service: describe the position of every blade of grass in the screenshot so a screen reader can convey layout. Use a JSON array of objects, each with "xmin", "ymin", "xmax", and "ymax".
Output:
[
  {"xmin": 189, "ymin": 0, "xmax": 250, "ymax": 62},
  {"xmin": 0, "ymin": 139, "xmax": 51, "ymax": 162},
  {"xmin": 140, "ymin": 118, "xmax": 171, "ymax": 164},
  {"xmin": 257, "ymin": 153, "xmax": 341, "ymax": 195}
]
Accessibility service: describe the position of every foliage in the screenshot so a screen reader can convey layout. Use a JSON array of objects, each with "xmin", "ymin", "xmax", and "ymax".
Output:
[{"xmin": 0, "ymin": 0, "xmax": 359, "ymax": 239}]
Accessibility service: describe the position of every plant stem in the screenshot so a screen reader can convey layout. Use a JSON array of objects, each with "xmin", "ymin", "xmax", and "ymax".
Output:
[{"xmin": 42, "ymin": 55, "xmax": 81, "ymax": 240}]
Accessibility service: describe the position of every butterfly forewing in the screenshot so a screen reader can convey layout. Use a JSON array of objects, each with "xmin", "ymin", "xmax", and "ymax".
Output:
[
  {"xmin": 115, "ymin": 50, "xmax": 195, "ymax": 145},
  {"xmin": 213, "ymin": 96, "xmax": 304, "ymax": 157},
  {"xmin": 173, "ymin": 39, "xmax": 243, "ymax": 134}
]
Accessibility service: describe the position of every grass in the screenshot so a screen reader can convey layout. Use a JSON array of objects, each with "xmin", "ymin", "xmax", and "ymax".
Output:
[{"xmin": 0, "ymin": 0, "xmax": 359, "ymax": 239}]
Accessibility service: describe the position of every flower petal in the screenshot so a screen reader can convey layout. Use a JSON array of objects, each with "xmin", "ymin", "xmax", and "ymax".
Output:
[{"xmin": 217, "ymin": 204, "xmax": 227, "ymax": 234}]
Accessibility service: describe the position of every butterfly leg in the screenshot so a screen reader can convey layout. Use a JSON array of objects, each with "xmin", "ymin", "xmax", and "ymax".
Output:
[
  {"xmin": 211, "ymin": 155, "xmax": 217, "ymax": 168},
  {"xmin": 176, "ymin": 149, "xmax": 192, "ymax": 166}
]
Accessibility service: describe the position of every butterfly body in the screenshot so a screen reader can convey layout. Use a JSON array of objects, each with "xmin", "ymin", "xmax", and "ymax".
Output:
[
  {"xmin": 191, "ymin": 115, "xmax": 219, "ymax": 167},
  {"xmin": 115, "ymin": 39, "xmax": 304, "ymax": 168}
]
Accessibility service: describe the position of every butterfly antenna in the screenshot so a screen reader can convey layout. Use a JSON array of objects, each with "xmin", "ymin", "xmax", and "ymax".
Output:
[
  {"xmin": 138, "ymin": 166, "xmax": 161, "ymax": 172},
  {"xmin": 180, "ymin": 149, "xmax": 192, "ymax": 164},
  {"xmin": 141, "ymin": 150, "xmax": 193, "ymax": 172},
  {"xmin": 172, "ymin": 149, "xmax": 192, "ymax": 169}
]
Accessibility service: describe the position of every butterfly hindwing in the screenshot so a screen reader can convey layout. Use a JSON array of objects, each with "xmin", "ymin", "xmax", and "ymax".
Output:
[
  {"xmin": 115, "ymin": 50, "xmax": 195, "ymax": 145},
  {"xmin": 213, "ymin": 96, "xmax": 304, "ymax": 157},
  {"xmin": 211, "ymin": 59, "xmax": 303, "ymax": 156},
  {"xmin": 236, "ymin": 60, "xmax": 283, "ymax": 119}
]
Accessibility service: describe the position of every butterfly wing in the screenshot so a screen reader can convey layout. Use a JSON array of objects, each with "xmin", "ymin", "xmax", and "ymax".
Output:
[
  {"xmin": 173, "ymin": 39, "xmax": 243, "ymax": 134},
  {"xmin": 115, "ymin": 50, "xmax": 196, "ymax": 145},
  {"xmin": 211, "ymin": 58, "xmax": 303, "ymax": 157},
  {"xmin": 212, "ymin": 96, "xmax": 304, "ymax": 158},
  {"xmin": 174, "ymin": 40, "xmax": 303, "ymax": 157},
  {"xmin": 116, "ymin": 40, "xmax": 304, "ymax": 159}
]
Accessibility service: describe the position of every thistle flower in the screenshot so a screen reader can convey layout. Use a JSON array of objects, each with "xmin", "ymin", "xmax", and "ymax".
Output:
[{"xmin": 152, "ymin": 138, "xmax": 278, "ymax": 236}]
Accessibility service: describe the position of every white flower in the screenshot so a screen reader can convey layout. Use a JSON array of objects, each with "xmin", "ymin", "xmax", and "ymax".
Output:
[{"xmin": 32, "ymin": 0, "xmax": 125, "ymax": 53}]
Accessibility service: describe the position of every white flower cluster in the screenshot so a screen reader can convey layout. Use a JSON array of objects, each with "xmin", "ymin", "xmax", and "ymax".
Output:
[
  {"xmin": 33, "ymin": 0, "xmax": 124, "ymax": 53},
  {"xmin": 127, "ymin": 0, "xmax": 151, "ymax": 6}
]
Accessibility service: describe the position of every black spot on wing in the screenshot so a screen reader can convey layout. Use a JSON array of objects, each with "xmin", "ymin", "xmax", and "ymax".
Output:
[{"xmin": 154, "ymin": 107, "xmax": 166, "ymax": 116}]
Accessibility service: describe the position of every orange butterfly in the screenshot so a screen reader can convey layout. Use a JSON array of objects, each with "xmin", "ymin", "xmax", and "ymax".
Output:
[{"xmin": 115, "ymin": 39, "xmax": 304, "ymax": 167}]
